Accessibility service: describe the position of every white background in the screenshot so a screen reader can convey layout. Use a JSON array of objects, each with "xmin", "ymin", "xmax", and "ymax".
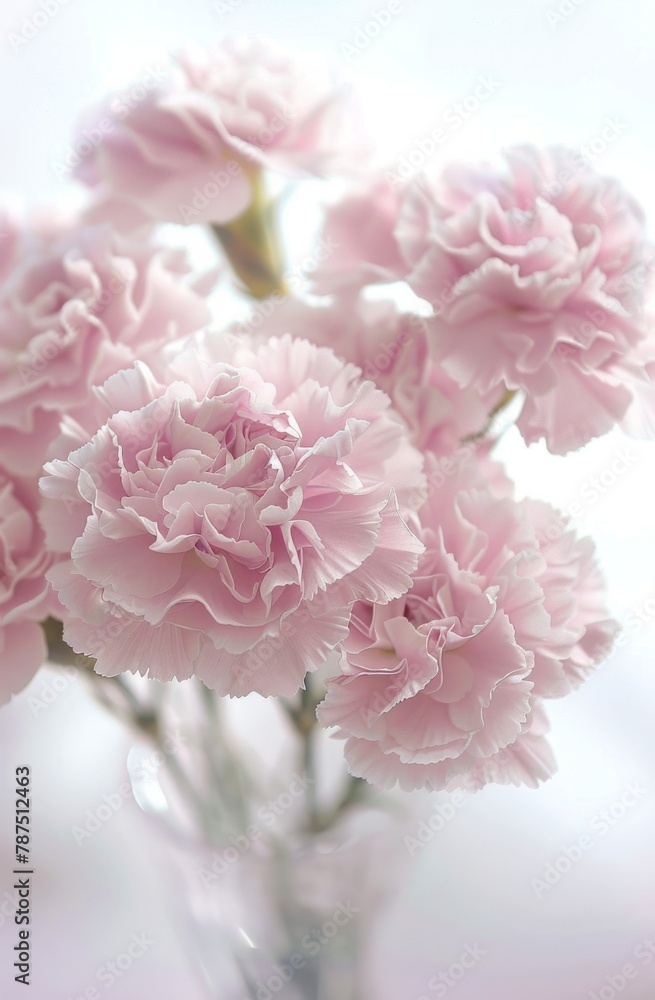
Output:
[{"xmin": 1, "ymin": 1, "xmax": 655, "ymax": 998}]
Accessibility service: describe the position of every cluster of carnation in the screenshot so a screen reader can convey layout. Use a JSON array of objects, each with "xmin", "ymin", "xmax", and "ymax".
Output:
[{"xmin": 2, "ymin": 36, "xmax": 649, "ymax": 794}]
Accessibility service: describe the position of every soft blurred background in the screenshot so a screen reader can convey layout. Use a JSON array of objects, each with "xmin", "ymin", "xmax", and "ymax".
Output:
[{"xmin": 1, "ymin": 0, "xmax": 655, "ymax": 997}]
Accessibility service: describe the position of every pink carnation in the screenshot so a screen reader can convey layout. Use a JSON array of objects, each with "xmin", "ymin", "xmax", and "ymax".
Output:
[
  {"xmin": 0, "ymin": 225, "xmax": 211, "ymax": 474},
  {"xmin": 0, "ymin": 472, "xmax": 55, "ymax": 703},
  {"xmin": 76, "ymin": 37, "xmax": 363, "ymax": 229},
  {"xmin": 318, "ymin": 456, "xmax": 618, "ymax": 792},
  {"xmin": 308, "ymin": 174, "xmax": 406, "ymax": 295},
  {"xmin": 397, "ymin": 145, "xmax": 655, "ymax": 452},
  {"xmin": 40, "ymin": 334, "xmax": 425, "ymax": 697},
  {"xmin": 247, "ymin": 294, "xmax": 490, "ymax": 455}
]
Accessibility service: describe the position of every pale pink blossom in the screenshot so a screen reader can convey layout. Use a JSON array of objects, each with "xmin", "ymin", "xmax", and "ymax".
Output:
[
  {"xmin": 318, "ymin": 456, "xmax": 618, "ymax": 792},
  {"xmin": 0, "ymin": 472, "xmax": 55, "ymax": 703},
  {"xmin": 0, "ymin": 225, "xmax": 211, "ymax": 474},
  {"xmin": 76, "ymin": 37, "xmax": 364, "ymax": 229},
  {"xmin": 397, "ymin": 145, "xmax": 655, "ymax": 452},
  {"xmin": 247, "ymin": 294, "xmax": 491, "ymax": 456},
  {"xmin": 40, "ymin": 334, "xmax": 425, "ymax": 697},
  {"xmin": 309, "ymin": 174, "xmax": 406, "ymax": 294}
]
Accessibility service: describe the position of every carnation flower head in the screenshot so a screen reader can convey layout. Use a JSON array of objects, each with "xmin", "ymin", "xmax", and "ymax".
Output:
[
  {"xmin": 0, "ymin": 224, "xmax": 212, "ymax": 474},
  {"xmin": 318, "ymin": 454, "xmax": 619, "ymax": 792},
  {"xmin": 398, "ymin": 145, "xmax": 655, "ymax": 453},
  {"xmin": 0, "ymin": 471, "xmax": 56, "ymax": 703},
  {"xmin": 75, "ymin": 37, "xmax": 365, "ymax": 230},
  {"xmin": 245, "ymin": 293, "xmax": 491, "ymax": 457},
  {"xmin": 40, "ymin": 333, "xmax": 425, "ymax": 697},
  {"xmin": 308, "ymin": 173, "xmax": 406, "ymax": 295}
]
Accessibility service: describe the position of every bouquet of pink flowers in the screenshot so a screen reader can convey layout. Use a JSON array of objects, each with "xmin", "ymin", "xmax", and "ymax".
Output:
[
  {"xmin": 2, "ymin": 34, "xmax": 654, "ymax": 997},
  {"xmin": 3, "ymin": 36, "xmax": 652, "ymax": 792}
]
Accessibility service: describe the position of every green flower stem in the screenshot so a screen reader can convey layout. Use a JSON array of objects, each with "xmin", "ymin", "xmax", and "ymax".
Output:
[
  {"xmin": 211, "ymin": 168, "xmax": 287, "ymax": 300},
  {"xmin": 463, "ymin": 387, "xmax": 518, "ymax": 443}
]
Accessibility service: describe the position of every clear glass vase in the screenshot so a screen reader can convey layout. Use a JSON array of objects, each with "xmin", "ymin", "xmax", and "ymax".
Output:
[{"xmin": 124, "ymin": 678, "xmax": 408, "ymax": 1000}]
